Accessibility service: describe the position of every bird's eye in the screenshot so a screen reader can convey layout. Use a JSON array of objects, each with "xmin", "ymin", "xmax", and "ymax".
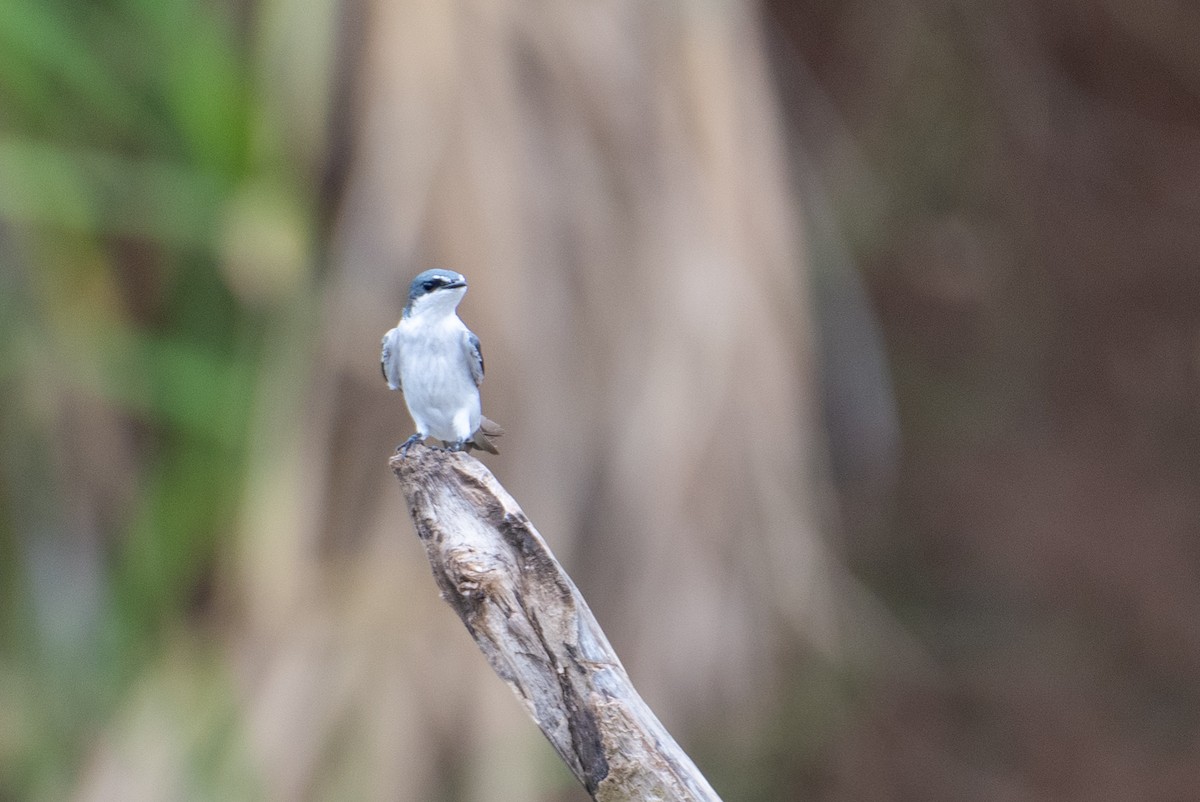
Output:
[{"xmin": 423, "ymin": 280, "xmax": 440, "ymax": 292}]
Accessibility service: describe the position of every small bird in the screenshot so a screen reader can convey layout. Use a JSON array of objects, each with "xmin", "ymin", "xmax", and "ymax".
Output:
[{"xmin": 381, "ymin": 269, "xmax": 503, "ymax": 457}]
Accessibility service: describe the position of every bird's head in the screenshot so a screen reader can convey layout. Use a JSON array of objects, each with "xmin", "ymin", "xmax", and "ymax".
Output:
[{"xmin": 404, "ymin": 269, "xmax": 468, "ymax": 318}]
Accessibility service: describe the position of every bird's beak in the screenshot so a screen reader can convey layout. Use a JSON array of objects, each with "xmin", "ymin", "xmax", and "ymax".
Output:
[{"xmin": 444, "ymin": 279, "xmax": 467, "ymax": 289}]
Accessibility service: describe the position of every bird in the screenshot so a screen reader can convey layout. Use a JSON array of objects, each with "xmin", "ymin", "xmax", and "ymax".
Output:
[{"xmin": 381, "ymin": 269, "xmax": 503, "ymax": 458}]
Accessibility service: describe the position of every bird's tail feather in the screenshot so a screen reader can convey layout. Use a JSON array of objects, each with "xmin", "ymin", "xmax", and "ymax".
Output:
[{"xmin": 468, "ymin": 416, "xmax": 504, "ymax": 454}]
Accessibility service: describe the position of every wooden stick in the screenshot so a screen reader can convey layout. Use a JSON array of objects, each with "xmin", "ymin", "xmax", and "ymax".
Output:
[{"xmin": 391, "ymin": 446, "xmax": 723, "ymax": 802}]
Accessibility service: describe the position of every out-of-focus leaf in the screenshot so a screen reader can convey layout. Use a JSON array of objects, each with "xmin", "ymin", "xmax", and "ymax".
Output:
[
  {"xmin": 0, "ymin": 0, "xmax": 145, "ymax": 136},
  {"xmin": 119, "ymin": 0, "xmax": 250, "ymax": 173},
  {"xmin": 218, "ymin": 179, "xmax": 313, "ymax": 306},
  {"xmin": 66, "ymin": 327, "xmax": 256, "ymax": 447},
  {"xmin": 0, "ymin": 137, "xmax": 228, "ymax": 246}
]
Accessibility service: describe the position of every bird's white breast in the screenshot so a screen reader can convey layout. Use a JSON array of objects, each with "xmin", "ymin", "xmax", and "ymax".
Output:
[{"xmin": 397, "ymin": 314, "xmax": 481, "ymax": 442}]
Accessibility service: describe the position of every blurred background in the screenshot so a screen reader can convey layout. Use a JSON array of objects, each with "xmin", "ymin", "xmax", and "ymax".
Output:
[{"xmin": 2, "ymin": 0, "xmax": 1199, "ymax": 799}]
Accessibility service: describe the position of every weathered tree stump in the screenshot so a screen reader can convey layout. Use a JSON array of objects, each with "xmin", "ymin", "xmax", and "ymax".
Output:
[{"xmin": 391, "ymin": 446, "xmax": 723, "ymax": 802}]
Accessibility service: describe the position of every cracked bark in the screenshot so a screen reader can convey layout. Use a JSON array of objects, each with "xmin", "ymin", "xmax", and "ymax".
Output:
[{"xmin": 391, "ymin": 446, "xmax": 723, "ymax": 802}]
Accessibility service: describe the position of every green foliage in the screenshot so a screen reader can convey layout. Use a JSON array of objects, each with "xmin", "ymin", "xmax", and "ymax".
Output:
[{"xmin": 0, "ymin": 0, "xmax": 316, "ymax": 796}]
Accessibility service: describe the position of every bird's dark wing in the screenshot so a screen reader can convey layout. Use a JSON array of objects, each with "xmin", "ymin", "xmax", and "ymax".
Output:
[
  {"xmin": 465, "ymin": 330, "xmax": 485, "ymax": 387},
  {"xmin": 381, "ymin": 327, "xmax": 402, "ymax": 391}
]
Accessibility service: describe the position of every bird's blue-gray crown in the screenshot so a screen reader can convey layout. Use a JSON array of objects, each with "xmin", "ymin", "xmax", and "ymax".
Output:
[{"xmin": 407, "ymin": 268, "xmax": 467, "ymax": 306}]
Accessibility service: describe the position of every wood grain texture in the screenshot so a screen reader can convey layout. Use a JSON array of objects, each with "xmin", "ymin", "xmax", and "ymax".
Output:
[{"xmin": 391, "ymin": 446, "xmax": 723, "ymax": 802}]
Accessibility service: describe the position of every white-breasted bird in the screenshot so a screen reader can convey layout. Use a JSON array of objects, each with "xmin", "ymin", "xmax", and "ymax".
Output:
[{"xmin": 381, "ymin": 269, "xmax": 503, "ymax": 457}]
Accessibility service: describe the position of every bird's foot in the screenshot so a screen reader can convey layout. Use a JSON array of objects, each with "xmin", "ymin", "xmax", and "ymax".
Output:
[
  {"xmin": 447, "ymin": 439, "xmax": 467, "ymax": 452},
  {"xmin": 397, "ymin": 433, "xmax": 424, "ymax": 458}
]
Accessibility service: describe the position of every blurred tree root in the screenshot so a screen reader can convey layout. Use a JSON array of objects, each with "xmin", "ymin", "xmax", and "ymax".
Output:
[{"xmin": 391, "ymin": 446, "xmax": 723, "ymax": 802}]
